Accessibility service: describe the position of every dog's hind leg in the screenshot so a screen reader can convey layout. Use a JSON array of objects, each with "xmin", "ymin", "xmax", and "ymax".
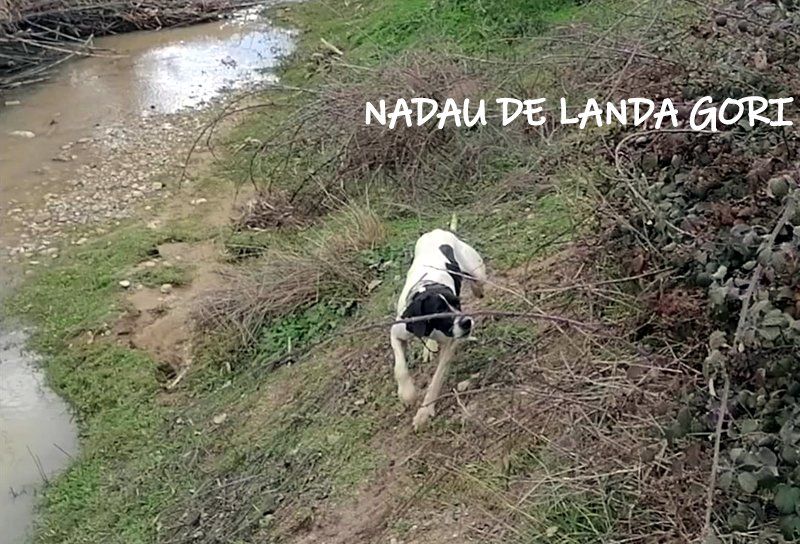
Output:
[
  {"xmin": 391, "ymin": 323, "xmax": 417, "ymax": 405},
  {"xmin": 413, "ymin": 339, "xmax": 457, "ymax": 431}
]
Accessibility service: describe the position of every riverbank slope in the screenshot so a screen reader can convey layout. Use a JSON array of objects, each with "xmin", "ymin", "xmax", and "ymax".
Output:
[{"xmin": 6, "ymin": 0, "xmax": 800, "ymax": 543}]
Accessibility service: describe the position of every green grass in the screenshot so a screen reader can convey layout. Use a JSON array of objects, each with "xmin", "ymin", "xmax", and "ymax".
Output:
[
  {"xmin": 7, "ymin": 223, "xmax": 204, "ymax": 350},
  {"xmin": 461, "ymin": 191, "xmax": 582, "ymax": 268},
  {"xmin": 4, "ymin": 223, "xmax": 207, "ymax": 543},
  {"xmin": 2, "ymin": 216, "xmax": 388, "ymax": 543},
  {"xmin": 278, "ymin": 0, "xmax": 582, "ymax": 60},
  {"xmin": 35, "ymin": 346, "xmax": 174, "ymax": 543},
  {"xmin": 249, "ymin": 301, "xmax": 348, "ymax": 369},
  {"xmin": 129, "ymin": 263, "xmax": 193, "ymax": 288},
  {"xmin": 355, "ymin": 0, "xmax": 582, "ymax": 53}
]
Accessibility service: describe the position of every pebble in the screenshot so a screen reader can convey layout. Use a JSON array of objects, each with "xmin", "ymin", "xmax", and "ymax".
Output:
[
  {"xmin": 119, "ymin": 280, "xmax": 131, "ymax": 288},
  {"xmin": 212, "ymin": 413, "xmax": 228, "ymax": 425},
  {"xmin": 456, "ymin": 379, "xmax": 471, "ymax": 392},
  {"xmin": 4, "ymin": 100, "xmax": 21, "ymax": 106},
  {"xmin": 160, "ymin": 283, "xmax": 173, "ymax": 294},
  {"xmin": 10, "ymin": 130, "xmax": 35, "ymax": 138}
]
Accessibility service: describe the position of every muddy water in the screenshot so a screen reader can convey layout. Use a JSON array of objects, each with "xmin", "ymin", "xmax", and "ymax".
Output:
[
  {"xmin": 0, "ymin": 327, "xmax": 78, "ymax": 544},
  {"xmin": 0, "ymin": 8, "xmax": 294, "ymax": 543},
  {"xmin": 0, "ymin": 7, "xmax": 294, "ymax": 211}
]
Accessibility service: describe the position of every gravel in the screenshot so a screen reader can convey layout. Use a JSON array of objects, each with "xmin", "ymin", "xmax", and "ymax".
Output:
[{"xmin": 3, "ymin": 106, "xmax": 223, "ymax": 264}]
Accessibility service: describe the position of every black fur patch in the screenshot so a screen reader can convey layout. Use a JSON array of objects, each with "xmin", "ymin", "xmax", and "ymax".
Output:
[
  {"xmin": 401, "ymin": 283, "xmax": 461, "ymax": 339},
  {"xmin": 438, "ymin": 244, "xmax": 462, "ymax": 296}
]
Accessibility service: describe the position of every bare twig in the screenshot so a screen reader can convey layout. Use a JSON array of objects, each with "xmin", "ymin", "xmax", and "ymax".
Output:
[{"xmin": 348, "ymin": 309, "xmax": 600, "ymax": 333}]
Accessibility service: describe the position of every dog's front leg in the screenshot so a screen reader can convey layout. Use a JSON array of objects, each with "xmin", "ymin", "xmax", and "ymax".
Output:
[
  {"xmin": 391, "ymin": 324, "xmax": 417, "ymax": 405},
  {"xmin": 413, "ymin": 339, "xmax": 457, "ymax": 431}
]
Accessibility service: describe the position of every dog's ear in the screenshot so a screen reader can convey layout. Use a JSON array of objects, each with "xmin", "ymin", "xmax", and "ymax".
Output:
[
  {"xmin": 403, "ymin": 290, "xmax": 453, "ymax": 338},
  {"xmin": 422, "ymin": 291, "xmax": 458, "ymax": 336},
  {"xmin": 403, "ymin": 294, "xmax": 430, "ymax": 338}
]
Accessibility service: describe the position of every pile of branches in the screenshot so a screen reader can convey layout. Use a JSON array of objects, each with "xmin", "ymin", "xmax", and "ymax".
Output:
[
  {"xmin": 596, "ymin": 1, "xmax": 800, "ymax": 540},
  {"xmin": 0, "ymin": 0, "xmax": 260, "ymax": 90},
  {"xmin": 228, "ymin": 53, "xmax": 510, "ymax": 215}
]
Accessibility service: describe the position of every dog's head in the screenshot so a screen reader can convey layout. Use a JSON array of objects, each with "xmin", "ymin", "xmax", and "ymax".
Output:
[{"xmin": 402, "ymin": 284, "xmax": 472, "ymax": 340}]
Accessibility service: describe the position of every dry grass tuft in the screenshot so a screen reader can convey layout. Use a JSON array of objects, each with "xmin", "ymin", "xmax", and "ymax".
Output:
[
  {"xmin": 322, "ymin": 58, "xmax": 475, "ymax": 178},
  {"xmin": 193, "ymin": 204, "xmax": 385, "ymax": 341}
]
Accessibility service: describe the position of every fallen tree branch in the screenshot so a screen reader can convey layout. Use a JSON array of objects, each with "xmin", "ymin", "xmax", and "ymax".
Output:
[{"xmin": 348, "ymin": 309, "xmax": 601, "ymax": 334}]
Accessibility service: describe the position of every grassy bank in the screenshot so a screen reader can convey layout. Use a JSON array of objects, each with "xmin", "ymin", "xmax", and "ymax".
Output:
[{"xmin": 7, "ymin": 0, "xmax": 800, "ymax": 542}]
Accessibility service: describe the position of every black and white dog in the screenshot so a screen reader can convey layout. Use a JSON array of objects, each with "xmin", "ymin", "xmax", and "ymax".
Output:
[{"xmin": 391, "ymin": 229, "xmax": 486, "ymax": 430}]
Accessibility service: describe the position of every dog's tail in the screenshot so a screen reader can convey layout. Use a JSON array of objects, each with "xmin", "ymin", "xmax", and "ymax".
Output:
[{"xmin": 449, "ymin": 212, "xmax": 458, "ymax": 233}]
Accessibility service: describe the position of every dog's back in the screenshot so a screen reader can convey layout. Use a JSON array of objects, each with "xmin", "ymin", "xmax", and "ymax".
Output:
[{"xmin": 396, "ymin": 229, "xmax": 486, "ymax": 316}]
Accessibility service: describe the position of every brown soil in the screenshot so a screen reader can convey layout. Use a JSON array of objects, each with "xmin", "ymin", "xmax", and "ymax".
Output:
[
  {"xmin": 120, "ymin": 241, "xmax": 218, "ymax": 373},
  {"xmin": 112, "ymin": 188, "xmax": 244, "ymax": 380},
  {"xmin": 291, "ymin": 477, "xmax": 397, "ymax": 544}
]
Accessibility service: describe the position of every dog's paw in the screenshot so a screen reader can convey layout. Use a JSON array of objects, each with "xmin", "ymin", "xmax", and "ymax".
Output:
[
  {"xmin": 397, "ymin": 381, "xmax": 417, "ymax": 406},
  {"xmin": 412, "ymin": 405, "xmax": 435, "ymax": 431}
]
